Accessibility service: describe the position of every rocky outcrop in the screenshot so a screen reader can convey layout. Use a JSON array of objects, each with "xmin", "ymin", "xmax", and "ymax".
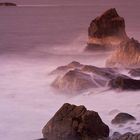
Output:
[
  {"xmin": 50, "ymin": 61, "xmax": 83, "ymax": 75},
  {"xmin": 50, "ymin": 62, "xmax": 120, "ymax": 93},
  {"xmin": 111, "ymin": 113, "xmax": 136, "ymax": 124},
  {"xmin": 85, "ymin": 8, "xmax": 128, "ymax": 51},
  {"xmin": 0, "ymin": 2, "xmax": 17, "ymax": 6},
  {"xmin": 42, "ymin": 103, "xmax": 109, "ymax": 140},
  {"xmin": 50, "ymin": 61, "xmax": 140, "ymax": 93},
  {"xmin": 51, "ymin": 69, "xmax": 98, "ymax": 93},
  {"xmin": 109, "ymin": 76, "xmax": 140, "ymax": 90},
  {"xmin": 111, "ymin": 132, "xmax": 140, "ymax": 140},
  {"xmin": 129, "ymin": 68, "xmax": 140, "ymax": 77},
  {"xmin": 106, "ymin": 38, "xmax": 140, "ymax": 68}
]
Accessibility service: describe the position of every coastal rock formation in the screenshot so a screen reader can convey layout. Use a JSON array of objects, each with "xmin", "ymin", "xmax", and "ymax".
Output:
[
  {"xmin": 0, "ymin": 2, "xmax": 17, "ymax": 6},
  {"xmin": 50, "ymin": 61, "xmax": 83, "ymax": 75},
  {"xmin": 42, "ymin": 103, "xmax": 109, "ymax": 140},
  {"xmin": 106, "ymin": 38, "xmax": 140, "ymax": 68},
  {"xmin": 51, "ymin": 69, "xmax": 98, "ymax": 93},
  {"xmin": 50, "ymin": 61, "xmax": 140, "ymax": 93},
  {"xmin": 111, "ymin": 113, "xmax": 136, "ymax": 124},
  {"xmin": 109, "ymin": 76, "xmax": 140, "ymax": 90},
  {"xmin": 129, "ymin": 68, "xmax": 140, "ymax": 77},
  {"xmin": 85, "ymin": 8, "xmax": 127, "ymax": 51}
]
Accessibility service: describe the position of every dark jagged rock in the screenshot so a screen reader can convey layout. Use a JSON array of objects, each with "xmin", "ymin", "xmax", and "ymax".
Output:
[
  {"xmin": 42, "ymin": 103, "xmax": 109, "ymax": 140},
  {"xmin": 0, "ymin": 2, "xmax": 17, "ymax": 6},
  {"xmin": 50, "ymin": 61, "xmax": 83, "ymax": 75},
  {"xmin": 51, "ymin": 69, "xmax": 98, "ymax": 93},
  {"xmin": 129, "ymin": 68, "xmax": 140, "ymax": 77},
  {"xmin": 111, "ymin": 132, "xmax": 140, "ymax": 140},
  {"xmin": 85, "ymin": 8, "xmax": 128, "ymax": 51},
  {"xmin": 106, "ymin": 38, "xmax": 140, "ymax": 68},
  {"xmin": 109, "ymin": 76, "xmax": 140, "ymax": 90},
  {"xmin": 111, "ymin": 113, "xmax": 136, "ymax": 124}
]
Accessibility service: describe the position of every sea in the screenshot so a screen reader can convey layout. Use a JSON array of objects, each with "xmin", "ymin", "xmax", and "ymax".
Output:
[{"xmin": 0, "ymin": 1, "xmax": 140, "ymax": 139}]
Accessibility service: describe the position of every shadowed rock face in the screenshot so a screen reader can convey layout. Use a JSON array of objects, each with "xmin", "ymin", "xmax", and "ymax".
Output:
[
  {"xmin": 106, "ymin": 38, "xmax": 140, "ymax": 68},
  {"xmin": 111, "ymin": 113, "xmax": 136, "ymax": 124},
  {"xmin": 85, "ymin": 8, "xmax": 127, "ymax": 51},
  {"xmin": 129, "ymin": 68, "xmax": 140, "ymax": 77},
  {"xmin": 42, "ymin": 103, "xmax": 109, "ymax": 140},
  {"xmin": 0, "ymin": 2, "xmax": 17, "ymax": 6},
  {"xmin": 109, "ymin": 76, "xmax": 140, "ymax": 90},
  {"xmin": 51, "ymin": 69, "xmax": 98, "ymax": 93}
]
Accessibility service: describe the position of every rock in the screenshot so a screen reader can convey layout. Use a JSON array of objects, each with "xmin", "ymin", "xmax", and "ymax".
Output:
[
  {"xmin": 106, "ymin": 38, "xmax": 140, "ymax": 68},
  {"xmin": 85, "ymin": 8, "xmax": 127, "ymax": 51},
  {"xmin": 50, "ymin": 62, "xmax": 139, "ymax": 93},
  {"xmin": 42, "ymin": 103, "xmax": 109, "ymax": 140},
  {"xmin": 50, "ymin": 61, "xmax": 83, "ymax": 75},
  {"xmin": 51, "ymin": 69, "xmax": 98, "ymax": 93},
  {"xmin": 111, "ymin": 113, "xmax": 136, "ymax": 124},
  {"xmin": 0, "ymin": 2, "xmax": 17, "ymax": 6},
  {"xmin": 85, "ymin": 43, "xmax": 112, "ymax": 51},
  {"xmin": 113, "ymin": 132, "xmax": 140, "ymax": 140},
  {"xmin": 109, "ymin": 76, "xmax": 140, "ymax": 90},
  {"xmin": 129, "ymin": 68, "xmax": 140, "ymax": 77},
  {"xmin": 82, "ymin": 65, "xmax": 118, "ymax": 79}
]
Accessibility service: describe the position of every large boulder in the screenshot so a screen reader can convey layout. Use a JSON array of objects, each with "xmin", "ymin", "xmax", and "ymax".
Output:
[
  {"xmin": 51, "ymin": 69, "xmax": 98, "ymax": 93},
  {"xmin": 106, "ymin": 38, "xmax": 140, "ymax": 68},
  {"xmin": 111, "ymin": 113, "xmax": 136, "ymax": 124},
  {"xmin": 42, "ymin": 103, "xmax": 109, "ymax": 140},
  {"xmin": 0, "ymin": 2, "xmax": 17, "ymax": 6},
  {"xmin": 85, "ymin": 8, "xmax": 128, "ymax": 51},
  {"xmin": 109, "ymin": 76, "xmax": 140, "ymax": 90}
]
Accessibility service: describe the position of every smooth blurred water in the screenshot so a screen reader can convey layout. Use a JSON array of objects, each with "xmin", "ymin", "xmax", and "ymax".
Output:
[{"xmin": 0, "ymin": 2, "xmax": 140, "ymax": 140}]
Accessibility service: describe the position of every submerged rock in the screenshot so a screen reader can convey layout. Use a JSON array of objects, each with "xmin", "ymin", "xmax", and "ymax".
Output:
[
  {"xmin": 0, "ymin": 2, "xmax": 17, "ymax": 6},
  {"xmin": 42, "ymin": 103, "xmax": 109, "ymax": 140},
  {"xmin": 111, "ymin": 113, "xmax": 136, "ymax": 124},
  {"xmin": 85, "ymin": 8, "xmax": 127, "ymax": 51},
  {"xmin": 106, "ymin": 38, "xmax": 140, "ymax": 68},
  {"xmin": 109, "ymin": 76, "xmax": 140, "ymax": 90}
]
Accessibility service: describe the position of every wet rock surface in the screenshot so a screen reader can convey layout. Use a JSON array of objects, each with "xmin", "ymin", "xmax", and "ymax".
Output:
[
  {"xmin": 111, "ymin": 113, "xmax": 136, "ymax": 124},
  {"xmin": 42, "ymin": 103, "xmax": 109, "ymax": 140},
  {"xmin": 109, "ymin": 76, "xmax": 140, "ymax": 90},
  {"xmin": 50, "ymin": 61, "xmax": 140, "ymax": 93},
  {"xmin": 51, "ymin": 69, "xmax": 98, "ymax": 93},
  {"xmin": 106, "ymin": 38, "xmax": 140, "ymax": 68},
  {"xmin": 85, "ymin": 8, "xmax": 127, "ymax": 51}
]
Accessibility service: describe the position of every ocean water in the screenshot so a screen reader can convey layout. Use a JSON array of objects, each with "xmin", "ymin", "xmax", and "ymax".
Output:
[{"xmin": 0, "ymin": 2, "xmax": 140, "ymax": 140}]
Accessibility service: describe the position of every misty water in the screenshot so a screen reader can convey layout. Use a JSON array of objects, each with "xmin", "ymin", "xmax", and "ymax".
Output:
[{"xmin": 0, "ymin": 3, "xmax": 140, "ymax": 140}]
